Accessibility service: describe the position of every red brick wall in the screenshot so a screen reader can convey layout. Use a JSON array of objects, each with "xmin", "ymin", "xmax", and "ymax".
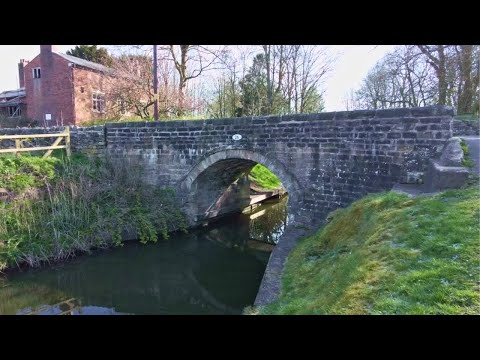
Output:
[
  {"xmin": 18, "ymin": 59, "xmax": 28, "ymax": 88},
  {"xmin": 24, "ymin": 56, "xmax": 41, "ymax": 122},
  {"xmin": 24, "ymin": 52, "xmax": 76, "ymax": 126},
  {"xmin": 73, "ymin": 67, "xmax": 112, "ymax": 125}
]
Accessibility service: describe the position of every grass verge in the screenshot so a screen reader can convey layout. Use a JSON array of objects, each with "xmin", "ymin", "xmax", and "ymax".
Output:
[{"xmin": 260, "ymin": 186, "xmax": 480, "ymax": 314}]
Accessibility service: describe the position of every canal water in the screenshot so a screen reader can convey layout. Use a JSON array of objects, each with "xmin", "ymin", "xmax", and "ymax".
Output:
[{"xmin": 0, "ymin": 196, "xmax": 289, "ymax": 315}]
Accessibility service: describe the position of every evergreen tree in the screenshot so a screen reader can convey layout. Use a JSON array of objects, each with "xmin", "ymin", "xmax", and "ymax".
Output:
[{"xmin": 66, "ymin": 45, "xmax": 113, "ymax": 66}]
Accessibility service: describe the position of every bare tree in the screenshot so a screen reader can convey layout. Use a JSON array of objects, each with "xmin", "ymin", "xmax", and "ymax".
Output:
[
  {"xmin": 416, "ymin": 45, "xmax": 452, "ymax": 106},
  {"xmin": 103, "ymin": 45, "xmax": 332, "ymax": 119},
  {"xmin": 386, "ymin": 46, "xmax": 437, "ymax": 107},
  {"xmin": 159, "ymin": 45, "xmax": 228, "ymax": 116},
  {"xmin": 356, "ymin": 46, "xmax": 437, "ymax": 110},
  {"xmin": 106, "ymin": 53, "xmax": 195, "ymax": 119},
  {"xmin": 259, "ymin": 45, "xmax": 331, "ymax": 114},
  {"xmin": 295, "ymin": 46, "xmax": 330, "ymax": 113},
  {"xmin": 208, "ymin": 45, "xmax": 331, "ymax": 117},
  {"xmin": 105, "ymin": 54, "xmax": 156, "ymax": 118},
  {"xmin": 355, "ymin": 44, "xmax": 479, "ymax": 114},
  {"xmin": 103, "ymin": 46, "xmax": 208, "ymax": 119},
  {"xmin": 208, "ymin": 46, "xmax": 259, "ymax": 118},
  {"xmin": 343, "ymin": 89, "xmax": 360, "ymax": 111}
]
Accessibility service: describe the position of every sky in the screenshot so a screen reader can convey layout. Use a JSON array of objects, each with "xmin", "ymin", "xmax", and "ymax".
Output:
[{"xmin": 0, "ymin": 45, "xmax": 396, "ymax": 112}]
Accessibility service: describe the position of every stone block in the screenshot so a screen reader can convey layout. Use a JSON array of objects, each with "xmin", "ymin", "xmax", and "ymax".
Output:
[
  {"xmin": 439, "ymin": 137, "xmax": 464, "ymax": 166},
  {"xmin": 425, "ymin": 159, "xmax": 469, "ymax": 192}
]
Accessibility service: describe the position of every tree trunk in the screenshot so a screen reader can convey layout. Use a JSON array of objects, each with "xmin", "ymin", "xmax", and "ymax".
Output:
[
  {"xmin": 436, "ymin": 46, "xmax": 447, "ymax": 105},
  {"xmin": 263, "ymin": 45, "xmax": 273, "ymax": 114},
  {"xmin": 457, "ymin": 45, "xmax": 474, "ymax": 114},
  {"xmin": 177, "ymin": 45, "xmax": 189, "ymax": 115},
  {"xmin": 417, "ymin": 45, "xmax": 448, "ymax": 105}
]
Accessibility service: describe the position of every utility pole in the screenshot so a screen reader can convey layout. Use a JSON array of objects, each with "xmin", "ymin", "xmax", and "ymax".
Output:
[{"xmin": 153, "ymin": 45, "xmax": 159, "ymax": 121}]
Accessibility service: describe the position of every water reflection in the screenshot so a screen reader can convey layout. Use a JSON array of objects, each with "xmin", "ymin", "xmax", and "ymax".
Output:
[
  {"xmin": 207, "ymin": 196, "xmax": 289, "ymax": 247},
  {"xmin": 248, "ymin": 196, "xmax": 289, "ymax": 244},
  {"xmin": 0, "ymin": 196, "xmax": 289, "ymax": 315}
]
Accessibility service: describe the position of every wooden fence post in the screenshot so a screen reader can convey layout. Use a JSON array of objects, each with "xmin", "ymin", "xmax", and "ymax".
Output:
[
  {"xmin": 15, "ymin": 139, "xmax": 21, "ymax": 157},
  {"xmin": 65, "ymin": 127, "xmax": 71, "ymax": 158}
]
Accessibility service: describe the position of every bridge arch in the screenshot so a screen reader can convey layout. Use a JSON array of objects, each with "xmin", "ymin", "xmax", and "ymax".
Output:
[{"xmin": 177, "ymin": 148, "xmax": 303, "ymax": 224}]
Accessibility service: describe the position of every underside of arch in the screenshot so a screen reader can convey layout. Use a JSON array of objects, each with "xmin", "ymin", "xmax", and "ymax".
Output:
[{"xmin": 177, "ymin": 149, "xmax": 302, "ymax": 224}]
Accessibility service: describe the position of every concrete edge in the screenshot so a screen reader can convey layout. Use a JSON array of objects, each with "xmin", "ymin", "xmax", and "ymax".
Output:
[{"xmin": 253, "ymin": 221, "xmax": 322, "ymax": 307}]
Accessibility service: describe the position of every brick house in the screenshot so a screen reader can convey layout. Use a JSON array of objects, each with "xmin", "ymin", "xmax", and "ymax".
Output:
[{"xmin": 17, "ymin": 45, "xmax": 115, "ymax": 126}]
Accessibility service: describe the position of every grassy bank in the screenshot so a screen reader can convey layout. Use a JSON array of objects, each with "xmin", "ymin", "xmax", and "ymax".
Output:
[
  {"xmin": 260, "ymin": 186, "xmax": 480, "ymax": 314},
  {"xmin": 0, "ymin": 153, "xmax": 186, "ymax": 271},
  {"xmin": 249, "ymin": 164, "xmax": 283, "ymax": 190}
]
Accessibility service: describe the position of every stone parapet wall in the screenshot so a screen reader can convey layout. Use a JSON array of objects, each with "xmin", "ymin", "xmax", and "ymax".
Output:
[{"xmin": 453, "ymin": 119, "xmax": 480, "ymax": 136}]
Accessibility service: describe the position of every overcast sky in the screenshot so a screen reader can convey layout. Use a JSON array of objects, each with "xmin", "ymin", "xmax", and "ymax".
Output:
[{"xmin": 0, "ymin": 45, "xmax": 396, "ymax": 111}]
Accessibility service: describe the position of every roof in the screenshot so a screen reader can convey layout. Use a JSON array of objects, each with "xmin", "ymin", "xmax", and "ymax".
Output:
[
  {"xmin": 0, "ymin": 88, "xmax": 25, "ymax": 100},
  {"xmin": 54, "ymin": 52, "xmax": 111, "ymax": 73},
  {"xmin": 0, "ymin": 97, "xmax": 25, "ymax": 106},
  {"xmin": 0, "ymin": 88, "xmax": 26, "ymax": 107}
]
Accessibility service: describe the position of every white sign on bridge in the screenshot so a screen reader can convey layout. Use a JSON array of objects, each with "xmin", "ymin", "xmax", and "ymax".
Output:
[{"xmin": 232, "ymin": 134, "xmax": 242, "ymax": 141}]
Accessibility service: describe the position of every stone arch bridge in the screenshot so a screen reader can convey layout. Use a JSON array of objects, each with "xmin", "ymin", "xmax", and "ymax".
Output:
[{"xmin": 103, "ymin": 105, "xmax": 453, "ymax": 226}]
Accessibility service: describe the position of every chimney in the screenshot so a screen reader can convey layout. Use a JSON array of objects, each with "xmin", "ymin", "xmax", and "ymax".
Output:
[
  {"xmin": 40, "ymin": 45, "xmax": 60, "ymax": 54},
  {"xmin": 18, "ymin": 59, "xmax": 27, "ymax": 88}
]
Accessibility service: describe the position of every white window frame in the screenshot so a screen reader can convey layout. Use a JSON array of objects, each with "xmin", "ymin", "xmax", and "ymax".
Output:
[
  {"xmin": 92, "ymin": 92, "xmax": 105, "ymax": 113},
  {"xmin": 32, "ymin": 67, "xmax": 41, "ymax": 79}
]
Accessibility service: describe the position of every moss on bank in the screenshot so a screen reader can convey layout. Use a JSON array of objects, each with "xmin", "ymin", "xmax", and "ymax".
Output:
[
  {"xmin": 0, "ymin": 153, "xmax": 187, "ymax": 271},
  {"xmin": 260, "ymin": 186, "xmax": 480, "ymax": 315},
  {"xmin": 460, "ymin": 139, "xmax": 475, "ymax": 168}
]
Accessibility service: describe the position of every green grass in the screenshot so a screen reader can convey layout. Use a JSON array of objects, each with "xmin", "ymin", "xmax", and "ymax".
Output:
[
  {"xmin": 0, "ymin": 155, "xmax": 60, "ymax": 193},
  {"xmin": 0, "ymin": 153, "xmax": 187, "ymax": 271},
  {"xmin": 460, "ymin": 139, "xmax": 475, "ymax": 168},
  {"xmin": 249, "ymin": 164, "xmax": 283, "ymax": 190},
  {"xmin": 260, "ymin": 187, "xmax": 480, "ymax": 314}
]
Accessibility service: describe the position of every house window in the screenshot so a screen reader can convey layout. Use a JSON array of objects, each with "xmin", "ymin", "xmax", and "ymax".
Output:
[
  {"xmin": 33, "ymin": 67, "xmax": 41, "ymax": 79},
  {"xmin": 7, "ymin": 105, "xmax": 21, "ymax": 117},
  {"xmin": 92, "ymin": 92, "xmax": 105, "ymax": 112}
]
